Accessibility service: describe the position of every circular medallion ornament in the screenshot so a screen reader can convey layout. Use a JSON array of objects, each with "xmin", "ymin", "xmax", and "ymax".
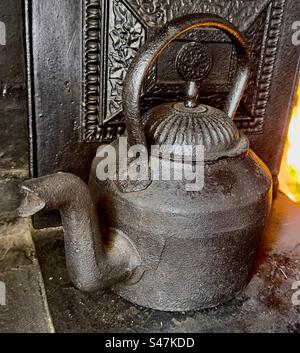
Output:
[{"xmin": 176, "ymin": 42, "xmax": 212, "ymax": 82}]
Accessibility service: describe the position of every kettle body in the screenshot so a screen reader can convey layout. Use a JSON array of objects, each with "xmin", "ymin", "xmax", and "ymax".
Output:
[
  {"xmin": 88, "ymin": 14, "xmax": 272, "ymax": 310},
  {"xmin": 89, "ymin": 138, "xmax": 272, "ymax": 311},
  {"xmin": 18, "ymin": 14, "xmax": 273, "ymax": 312},
  {"xmin": 88, "ymin": 13, "xmax": 273, "ymax": 311}
]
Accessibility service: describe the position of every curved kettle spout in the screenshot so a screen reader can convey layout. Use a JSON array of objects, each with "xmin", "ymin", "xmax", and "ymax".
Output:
[{"xmin": 17, "ymin": 172, "xmax": 141, "ymax": 292}]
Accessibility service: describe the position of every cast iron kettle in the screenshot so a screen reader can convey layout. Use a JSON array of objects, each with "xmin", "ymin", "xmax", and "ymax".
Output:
[{"xmin": 18, "ymin": 14, "xmax": 273, "ymax": 311}]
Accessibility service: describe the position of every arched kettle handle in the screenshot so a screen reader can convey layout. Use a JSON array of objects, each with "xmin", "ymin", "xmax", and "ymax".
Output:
[{"xmin": 122, "ymin": 13, "xmax": 250, "ymax": 150}]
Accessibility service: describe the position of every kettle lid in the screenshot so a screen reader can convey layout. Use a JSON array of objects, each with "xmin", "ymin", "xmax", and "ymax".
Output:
[{"xmin": 143, "ymin": 83, "xmax": 249, "ymax": 162}]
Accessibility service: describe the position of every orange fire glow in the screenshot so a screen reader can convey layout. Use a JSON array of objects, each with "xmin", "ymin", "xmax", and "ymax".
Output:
[{"xmin": 279, "ymin": 80, "xmax": 300, "ymax": 203}]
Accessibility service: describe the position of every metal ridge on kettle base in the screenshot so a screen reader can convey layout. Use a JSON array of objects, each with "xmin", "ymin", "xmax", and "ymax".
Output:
[{"xmin": 18, "ymin": 14, "xmax": 273, "ymax": 311}]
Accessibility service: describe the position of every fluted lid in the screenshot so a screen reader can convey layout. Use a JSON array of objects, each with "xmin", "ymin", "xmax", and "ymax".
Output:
[{"xmin": 143, "ymin": 102, "xmax": 249, "ymax": 162}]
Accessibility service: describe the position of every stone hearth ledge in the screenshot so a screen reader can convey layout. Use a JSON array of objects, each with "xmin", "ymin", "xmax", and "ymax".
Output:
[{"xmin": 0, "ymin": 218, "xmax": 54, "ymax": 333}]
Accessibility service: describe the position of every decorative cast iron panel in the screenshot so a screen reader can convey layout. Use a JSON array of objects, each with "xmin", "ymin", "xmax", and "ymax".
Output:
[{"xmin": 82, "ymin": 0, "xmax": 286, "ymax": 142}]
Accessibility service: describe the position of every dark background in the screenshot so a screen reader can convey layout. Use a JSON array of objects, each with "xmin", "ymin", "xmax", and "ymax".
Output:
[{"xmin": 0, "ymin": 0, "xmax": 28, "ymax": 172}]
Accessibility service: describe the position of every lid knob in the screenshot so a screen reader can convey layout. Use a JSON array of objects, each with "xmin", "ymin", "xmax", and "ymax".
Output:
[{"xmin": 184, "ymin": 81, "xmax": 200, "ymax": 108}]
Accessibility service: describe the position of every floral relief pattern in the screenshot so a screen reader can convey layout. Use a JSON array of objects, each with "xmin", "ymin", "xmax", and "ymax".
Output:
[
  {"xmin": 133, "ymin": 0, "xmax": 271, "ymax": 31},
  {"xmin": 107, "ymin": 0, "xmax": 146, "ymax": 119},
  {"xmin": 83, "ymin": 0, "xmax": 286, "ymax": 141}
]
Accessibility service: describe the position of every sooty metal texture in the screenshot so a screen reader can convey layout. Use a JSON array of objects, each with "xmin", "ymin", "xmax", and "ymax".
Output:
[
  {"xmin": 89, "ymin": 147, "xmax": 273, "ymax": 311},
  {"xmin": 19, "ymin": 15, "xmax": 273, "ymax": 311},
  {"xmin": 87, "ymin": 15, "xmax": 273, "ymax": 310},
  {"xmin": 18, "ymin": 172, "xmax": 141, "ymax": 292},
  {"xmin": 25, "ymin": 0, "xmax": 300, "ymax": 227}
]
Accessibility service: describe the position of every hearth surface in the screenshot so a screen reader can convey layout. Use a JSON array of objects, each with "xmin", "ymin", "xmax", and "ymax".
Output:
[{"xmin": 32, "ymin": 193, "xmax": 300, "ymax": 333}]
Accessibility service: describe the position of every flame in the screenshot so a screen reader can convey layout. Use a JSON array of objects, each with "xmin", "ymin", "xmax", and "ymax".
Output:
[{"xmin": 279, "ymin": 80, "xmax": 300, "ymax": 203}]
